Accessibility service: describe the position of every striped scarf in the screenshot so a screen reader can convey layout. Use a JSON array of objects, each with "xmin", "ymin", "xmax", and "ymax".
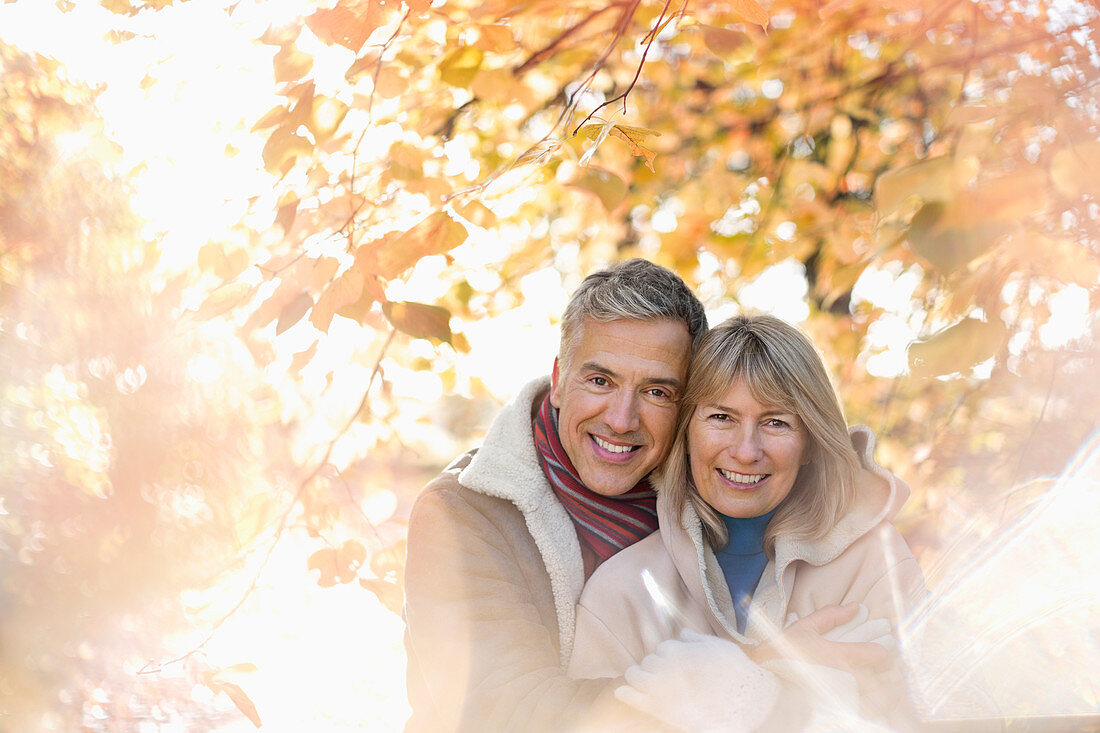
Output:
[{"xmin": 532, "ymin": 394, "xmax": 659, "ymax": 579}]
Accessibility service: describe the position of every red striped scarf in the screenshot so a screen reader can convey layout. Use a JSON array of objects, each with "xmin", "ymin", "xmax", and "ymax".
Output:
[{"xmin": 532, "ymin": 394, "xmax": 659, "ymax": 579}]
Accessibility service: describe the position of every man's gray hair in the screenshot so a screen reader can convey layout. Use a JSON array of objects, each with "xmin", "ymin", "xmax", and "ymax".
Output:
[{"xmin": 559, "ymin": 259, "xmax": 707, "ymax": 368}]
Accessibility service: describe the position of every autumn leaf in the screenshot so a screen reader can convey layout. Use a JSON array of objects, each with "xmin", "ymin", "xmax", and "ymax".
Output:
[
  {"xmin": 568, "ymin": 167, "xmax": 627, "ymax": 212},
  {"xmin": 251, "ymin": 104, "xmax": 288, "ymax": 132},
  {"xmin": 275, "ymin": 291, "xmax": 312, "ymax": 334},
  {"xmin": 456, "ymin": 200, "xmax": 497, "ymax": 228},
  {"xmin": 578, "ymin": 124, "xmax": 661, "ymax": 172},
  {"xmin": 439, "ymin": 45, "xmax": 484, "ymax": 88},
  {"xmin": 211, "ymin": 681, "xmax": 262, "ymax": 728},
  {"xmin": 700, "ymin": 25, "xmax": 752, "ymax": 59},
  {"xmin": 198, "ymin": 242, "xmax": 249, "ymax": 280},
  {"xmin": 262, "ymin": 125, "xmax": 313, "ymax": 175},
  {"xmin": 310, "ymin": 265, "xmax": 365, "ymax": 332},
  {"xmin": 383, "ymin": 301, "xmax": 453, "ymax": 343},
  {"xmin": 307, "ymin": 540, "xmax": 367, "ymax": 587},
  {"xmin": 906, "ymin": 202, "xmax": 1009, "ymax": 274},
  {"xmin": 306, "ymin": 0, "xmax": 386, "ymax": 52},
  {"xmin": 273, "ymin": 42, "xmax": 312, "ymax": 83},
  {"xmin": 873, "ymin": 156, "xmax": 955, "ymax": 215},
  {"xmin": 729, "ymin": 0, "xmax": 769, "ymax": 30},
  {"xmin": 365, "ymin": 212, "xmax": 468, "ymax": 280},
  {"xmin": 475, "ymin": 24, "xmax": 515, "ymax": 52},
  {"xmin": 193, "ymin": 283, "xmax": 255, "ymax": 321},
  {"xmin": 388, "ymin": 141, "xmax": 424, "ymax": 180},
  {"xmin": 908, "ymin": 317, "xmax": 1007, "ymax": 378},
  {"xmin": 1051, "ymin": 140, "xmax": 1100, "ymax": 199},
  {"xmin": 275, "ymin": 191, "xmax": 299, "ymax": 233}
]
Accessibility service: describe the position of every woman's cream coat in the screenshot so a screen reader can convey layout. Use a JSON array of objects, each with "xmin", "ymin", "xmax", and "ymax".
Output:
[{"xmin": 568, "ymin": 426, "xmax": 925, "ymax": 721}]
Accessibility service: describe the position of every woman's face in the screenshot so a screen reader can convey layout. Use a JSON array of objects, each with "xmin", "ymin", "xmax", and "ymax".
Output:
[{"xmin": 688, "ymin": 378, "xmax": 808, "ymax": 519}]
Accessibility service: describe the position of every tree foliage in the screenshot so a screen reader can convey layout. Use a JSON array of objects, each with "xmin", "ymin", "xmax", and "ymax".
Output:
[
  {"xmin": 5, "ymin": 0, "xmax": 1100, "ymax": 727},
  {"xmin": 225, "ymin": 0, "xmax": 1100, "ymax": 527}
]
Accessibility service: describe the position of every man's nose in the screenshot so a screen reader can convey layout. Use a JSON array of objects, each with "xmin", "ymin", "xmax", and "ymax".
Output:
[{"xmin": 604, "ymin": 389, "xmax": 641, "ymax": 434}]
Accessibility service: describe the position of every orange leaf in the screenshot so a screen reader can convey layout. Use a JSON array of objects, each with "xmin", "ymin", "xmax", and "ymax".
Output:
[
  {"xmin": 212, "ymin": 681, "xmax": 262, "ymax": 728},
  {"xmin": 310, "ymin": 265, "xmax": 365, "ymax": 332},
  {"xmin": 369, "ymin": 212, "xmax": 467, "ymax": 280},
  {"xmin": 275, "ymin": 291, "xmax": 313, "ymax": 335},
  {"xmin": 729, "ymin": 0, "xmax": 769, "ymax": 30},
  {"xmin": 306, "ymin": 1, "xmax": 385, "ymax": 52}
]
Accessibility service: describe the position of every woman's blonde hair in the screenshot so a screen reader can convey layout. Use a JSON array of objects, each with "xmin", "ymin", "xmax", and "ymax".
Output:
[{"xmin": 658, "ymin": 314, "xmax": 860, "ymax": 556}]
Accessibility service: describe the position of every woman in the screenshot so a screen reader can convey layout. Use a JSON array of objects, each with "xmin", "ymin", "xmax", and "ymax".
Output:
[{"xmin": 568, "ymin": 314, "xmax": 926, "ymax": 730}]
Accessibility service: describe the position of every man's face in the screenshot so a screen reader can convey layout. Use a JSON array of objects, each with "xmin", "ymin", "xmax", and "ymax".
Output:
[{"xmin": 550, "ymin": 317, "xmax": 692, "ymax": 496}]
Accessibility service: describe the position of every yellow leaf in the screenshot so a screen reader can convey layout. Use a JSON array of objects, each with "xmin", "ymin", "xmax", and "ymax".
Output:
[
  {"xmin": 439, "ymin": 45, "xmax": 484, "ymax": 88},
  {"xmin": 389, "ymin": 141, "xmax": 424, "ymax": 180},
  {"xmin": 273, "ymin": 42, "xmax": 313, "ymax": 83},
  {"xmin": 308, "ymin": 96, "xmax": 349, "ymax": 142},
  {"xmin": 578, "ymin": 124, "xmax": 661, "ymax": 172}
]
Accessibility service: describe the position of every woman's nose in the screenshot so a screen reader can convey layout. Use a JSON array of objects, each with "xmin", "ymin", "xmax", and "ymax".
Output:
[{"xmin": 727, "ymin": 427, "xmax": 763, "ymax": 463}]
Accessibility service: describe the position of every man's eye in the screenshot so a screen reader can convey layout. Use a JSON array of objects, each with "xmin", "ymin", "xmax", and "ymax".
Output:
[
  {"xmin": 590, "ymin": 376, "xmax": 608, "ymax": 387},
  {"xmin": 647, "ymin": 388, "xmax": 670, "ymax": 400}
]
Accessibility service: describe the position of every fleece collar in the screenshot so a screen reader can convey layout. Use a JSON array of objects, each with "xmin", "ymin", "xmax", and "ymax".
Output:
[
  {"xmin": 658, "ymin": 424, "xmax": 909, "ymax": 639},
  {"xmin": 458, "ymin": 376, "xmax": 585, "ymax": 664}
]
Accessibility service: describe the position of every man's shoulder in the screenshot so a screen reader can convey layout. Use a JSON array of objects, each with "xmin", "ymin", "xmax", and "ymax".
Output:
[{"xmin": 412, "ymin": 448, "xmax": 523, "ymax": 521}]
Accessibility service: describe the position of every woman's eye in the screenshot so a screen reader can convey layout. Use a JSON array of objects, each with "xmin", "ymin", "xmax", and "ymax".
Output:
[
  {"xmin": 709, "ymin": 413, "xmax": 730, "ymax": 421},
  {"xmin": 766, "ymin": 418, "xmax": 791, "ymax": 429}
]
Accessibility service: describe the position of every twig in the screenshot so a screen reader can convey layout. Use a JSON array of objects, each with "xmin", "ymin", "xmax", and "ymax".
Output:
[{"xmin": 573, "ymin": 0, "xmax": 675, "ymax": 132}]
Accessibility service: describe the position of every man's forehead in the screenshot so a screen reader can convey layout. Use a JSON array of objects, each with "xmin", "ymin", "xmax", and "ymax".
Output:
[{"xmin": 566, "ymin": 317, "xmax": 691, "ymax": 375}]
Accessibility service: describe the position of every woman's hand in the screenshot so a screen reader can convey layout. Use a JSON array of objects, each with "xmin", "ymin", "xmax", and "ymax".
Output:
[{"xmin": 749, "ymin": 603, "xmax": 894, "ymax": 673}]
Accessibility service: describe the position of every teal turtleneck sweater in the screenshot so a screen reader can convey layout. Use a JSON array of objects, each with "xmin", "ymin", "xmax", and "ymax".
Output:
[{"xmin": 714, "ymin": 508, "xmax": 777, "ymax": 633}]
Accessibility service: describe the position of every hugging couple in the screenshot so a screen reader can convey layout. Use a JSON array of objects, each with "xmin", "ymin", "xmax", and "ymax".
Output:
[{"xmin": 403, "ymin": 259, "xmax": 925, "ymax": 732}]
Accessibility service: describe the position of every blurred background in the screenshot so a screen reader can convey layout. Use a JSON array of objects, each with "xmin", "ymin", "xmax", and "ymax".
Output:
[{"xmin": 1, "ymin": 0, "xmax": 1097, "ymax": 729}]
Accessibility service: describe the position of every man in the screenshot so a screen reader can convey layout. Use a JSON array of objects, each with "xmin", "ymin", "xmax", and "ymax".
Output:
[{"xmin": 403, "ymin": 259, "xmax": 706, "ymax": 732}]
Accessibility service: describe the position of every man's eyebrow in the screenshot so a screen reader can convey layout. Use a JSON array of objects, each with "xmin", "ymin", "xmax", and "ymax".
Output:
[{"xmin": 580, "ymin": 361, "xmax": 683, "ymax": 389}]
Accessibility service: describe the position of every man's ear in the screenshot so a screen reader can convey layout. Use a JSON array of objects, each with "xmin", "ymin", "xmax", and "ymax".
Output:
[{"xmin": 549, "ymin": 357, "xmax": 561, "ymax": 408}]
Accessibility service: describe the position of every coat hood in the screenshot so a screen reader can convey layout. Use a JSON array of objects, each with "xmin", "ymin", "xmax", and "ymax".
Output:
[
  {"xmin": 458, "ymin": 376, "xmax": 586, "ymax": 662},
  {"xmin": 656, "ymin": 424, "xmax": 910, "ymax": 639}
]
